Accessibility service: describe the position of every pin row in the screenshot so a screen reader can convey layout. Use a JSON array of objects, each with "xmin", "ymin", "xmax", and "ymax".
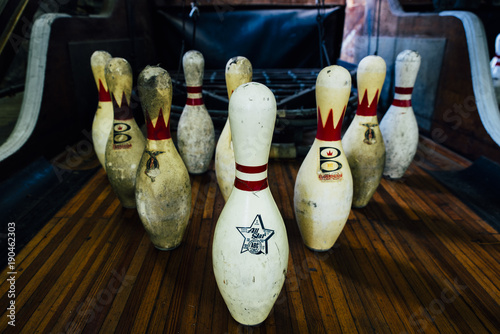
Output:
[{"xmin": 90, "ymin": 49, "xmax": 422, "ymax": 327}]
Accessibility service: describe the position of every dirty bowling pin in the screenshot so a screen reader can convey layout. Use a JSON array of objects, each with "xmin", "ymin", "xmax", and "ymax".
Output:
[
  {"xmin": 380, "ymin": 50, "xmax": 421, "ymax": 179},
  {"xmin": 215, "ymin": 56, "xmax": 253, "ymax": 201},
  {"xmin": 294, "ymin": 65, "xmax": 353, "ymax": 251},
  {"xmin": 343, "ymin": 55, "xmax": 386, "ymax": 208},
  {"xmin": 177, "ymin": 50, "xmax": 215, "ymax": 174},
  {"xmin": 135, "ymin": 66, "xmax": 191, "ymax": 250},
  {"xmin": 105, "ymin": 57, "xmax": 146, "ymax": 208},
  {"xmin": 212, "ymin": 83, "xmax": 289, "ymax": 326},
  {"xmin": 91, "ymin": 50, "xmax": 113, "ymax": 171}
]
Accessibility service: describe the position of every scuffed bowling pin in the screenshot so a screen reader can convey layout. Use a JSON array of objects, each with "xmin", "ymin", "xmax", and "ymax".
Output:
[
  {"xmin": 135, "ymin": 66, "xmax": 191, "ymax": 250},
  {"xmin": 177, "ymin": 50, "xmax": 215, "ymax": 174},
  {"xmin": 215, "ymin": 56, "xmax": 252, "ymax": 201},
  {"xmin": 343, "ymin": 55, "xmax": 386, "ymax": 208},
  {"xmin": 91, "ymin": 50, "xmax": 113, "ymax": 170},
  {"xmin": 212, "ymin": 83, "xmax": 289, "ymax": 326},
  {"xmin": 294, "ymin": 65, "xmax": 353, "ymax": 251},
  {"xmin": 491, "ymin": 34, "xmax": 500, "ymax": 101},
  {"xmin": 380, "ymin": 50, "xmax": 421, "ymax": 179},
  {"xmin": 105, "ymin": 57, "xmax": 146, "ymax": 208}
]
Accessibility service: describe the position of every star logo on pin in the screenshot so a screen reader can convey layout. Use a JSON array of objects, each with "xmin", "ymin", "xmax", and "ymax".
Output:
[{"xmin": 237, "ymin": 215, "xmax": 275, "ymax": 255}]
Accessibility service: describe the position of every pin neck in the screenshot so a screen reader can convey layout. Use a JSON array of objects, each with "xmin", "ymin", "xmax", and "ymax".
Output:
[
  {"xmin": 98, "ymin": 79, "xmax": 111, "ymax": 102},
  {"xmin": 146, "ymin": 108, "xmax": 171, "ymax": 140},
  {"xmin": 392, "ymin": 86, "xmax": 412, "ymax": 107},
  {"xmin": 316, "ymin": 106, "xmax": 345, "ymax": 141},
  {"xmin": 186, "ymin": 86, "xmax": 204, "ymax": 106},
  {"xmin": 355, "ymin": 89, "xmax": 379, "ymax": 117},
  {"xmin": 234, "ymin": 163, "xmax": 268, "ymax": 192},
  {"xmin": 112, "ymin": 92, "xmax": 133, "ymax": 120}
]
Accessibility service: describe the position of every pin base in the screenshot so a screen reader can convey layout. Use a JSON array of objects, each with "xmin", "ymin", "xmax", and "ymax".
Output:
[
  {"xmin": 383, "ymin": 174, "xmax": 403, "ymax": 180},
  {"xmin": 352, "ymin": 205, "xmax": 368, "ymax": 209},
  {"xmin": 235, "ymin": 319, "xmax": 265, "ymax": 327},
  {"xmin": 154, "ymin": 244, "xmax": 181, "ymax": 251},
  {"xmin": 305, "ymin": 246, "xmax": 332, "ymax": 253}
]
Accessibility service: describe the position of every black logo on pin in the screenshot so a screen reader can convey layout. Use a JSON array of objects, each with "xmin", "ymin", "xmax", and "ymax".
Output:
[
  {"xmin": 237, "ymin": 214, "xmax": 275, "ymax": 255},
  {"xmin": 319, "ymin": 147, "xmax": 342, "ymax": 173}
]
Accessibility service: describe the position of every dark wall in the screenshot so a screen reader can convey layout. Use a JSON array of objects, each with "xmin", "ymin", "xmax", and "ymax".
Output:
[{"xmin": 152, "ymin": 6, "xmax": 345, "ymax": 70}]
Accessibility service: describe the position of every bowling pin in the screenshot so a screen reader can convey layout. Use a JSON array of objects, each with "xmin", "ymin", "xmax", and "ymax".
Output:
[
  {"xmin": 212, "ymin": 83, "xmax": 289, "ymax": 326},
  {"xmin": 105, "ymin": 57, "xmax": 146, "ymax": 208},
  {"xmin": 294, "ymin": 65, "xmax": 353, "ymax": 251},
  {"xmin": 380, "ymin": 50, "xmax": 421, "ymax": 179},
  {"xmin": 342, "ymin": 55, "xmax": 386, "ymax": 208},
  {"xmin": 135, "ymin": 66, "xmax": 191, "ymax": 250},
  {"xmin": 90, "ymin": 50, "xmax": 113, "ymax": 171},
  {"xmin": 215, "ymin": 56, "xmax": 253, "ymax": 201},
  {"xmin": 491, "ymin": 34, "xmax": 500, "ymax": 101},
  {"xmin": 177, "ymin": 50, "xmax": 215, "ymax": 174}
]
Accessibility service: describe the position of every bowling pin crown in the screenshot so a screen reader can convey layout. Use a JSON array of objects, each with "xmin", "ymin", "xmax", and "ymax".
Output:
[
  {"xmin": 105, "ymin": 57, "xmax": 133, "ymax": 120},
  {"xmin": 229, "ymin": 82, "xmax": 276, "ymax": 167},
  {"xmin": 183, "ymin": 50, "xmax": 204, "ymax": 86},
  {"xmin": 394, "ymin": 50, "xmax": 421, "ymax": 88},
  {"xmin": 138, "ymin": 66, "xmax": 172, "ymax": 140},
  {"xmin": 225, "ymin": 56, "xmax": 253, "ymax": 99},
  {"xmin": 356, "ymin": 55, "xmax": 386, "ymax": 117},
  {"xmin": 315, "ymin": 65, "xmax": 352, "ymax": 141},
  {"xmin": 90, "ymin": 51, "xmax": 112, "ymax": 102}
]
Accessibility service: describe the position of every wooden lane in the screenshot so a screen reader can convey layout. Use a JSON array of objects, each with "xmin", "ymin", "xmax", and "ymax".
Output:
[{"xmin": 1, "ymin": 138, "xmax": 499, "ymax": 333}]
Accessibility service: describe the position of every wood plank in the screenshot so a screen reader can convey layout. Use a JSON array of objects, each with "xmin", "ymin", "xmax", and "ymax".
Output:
[{"xmin": 1, "ymin": 136, "xmax": 499, "ymax": 333}]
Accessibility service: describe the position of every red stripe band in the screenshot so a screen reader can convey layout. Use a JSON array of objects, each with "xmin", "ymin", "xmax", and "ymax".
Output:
[
  {"xmin": 234, "ymin": 177, "xmax": 268, "ymax": 192},
  {"xmin": 496, "ymin": 60, "xmax": 500, "ymax": 66},
  {"xmin": 186, "ymin": 98, "xmax": 204, "ymax": 106},
  {"xmin": 186, "ymin": 86, "xmax": 202, "ymax": 93},
  {"xmin": 496, "ymin": 53, "xmax": 500, "ymax": 58},
  {"xmin": 392, "ymin": 99, "xmax": 412, "ymax": 107},
  {"xmin": 394, "ymin": 86, "xmax": 413, "ymax": 94},
  {"xmin": 235, "ymin": 163, "xmax": 268, "ymax": 173}
]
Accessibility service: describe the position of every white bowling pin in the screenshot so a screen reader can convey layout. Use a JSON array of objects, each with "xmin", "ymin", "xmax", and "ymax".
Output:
[
  {"xmin": 380, "ymin": 50, "xmax": 421, "ymax": 179},
  {"xmin": 491, "ymin": 34, "xmax": 500, "ymax": 101},
  {"xmin": 177, "ymin": 50, "xmax": 215, "ymax": 174},
  {"xmin": 294, "ymin": 65, "xmax": 353, "ymax": 251},
  {"xmin": 90, "ymin": 50, "xmax": 113, "ymax": 171},
  {"xmin": 135, "ymin": 66, "xmax": 192, "ymax": 250},
  {"xmin": 215, "ymin": 56, "xmax": 253, "ymax": 201},
  {"xmin": 104, "ymin": 57, "xmax": 146, "ymax": 208},
  {"xmin": 212, "ymin": 83, "xmax": 289, "ymax": 326},
  {"xmin": 343, "ymin": 55, "xmax": 386, "ymax": 208}
]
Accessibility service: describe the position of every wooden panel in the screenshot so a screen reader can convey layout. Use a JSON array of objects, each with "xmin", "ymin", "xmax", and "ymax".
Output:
[{"xmin": 1, "ymin": 135, "xmax": 499, "ymax": 333}]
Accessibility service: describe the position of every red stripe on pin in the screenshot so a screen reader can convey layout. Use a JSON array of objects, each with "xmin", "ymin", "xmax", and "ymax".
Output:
[
  {"xmin": 98, "ymin": 79, "xmax": 111, "ymax": 102},
  {"xmin": 186, "ymin": 86, "xmax": 202, "ymax": 93},
  {"xmin": 234, "ymin": 177, "xmax": 268, "ymax": 192},
  {"xmin": 392, "ymin": 99, "xmax": 412, "ymax": 107},
  {"xmin": 186, "ymin": 98, "xmax": 204, "ymax": 106},
  {"xmin": 236, "ymin": 163, "xmax": 268, "ymax": 173},
  {"xmin": 394, "ymin": 86, "xmax": 413, "ymax": 94}
]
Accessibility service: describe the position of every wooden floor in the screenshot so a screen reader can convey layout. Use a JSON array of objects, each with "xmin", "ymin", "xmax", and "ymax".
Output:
[{"xmin": 1, "ymin": 136, "xmax": 499, "ymax": 334}]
